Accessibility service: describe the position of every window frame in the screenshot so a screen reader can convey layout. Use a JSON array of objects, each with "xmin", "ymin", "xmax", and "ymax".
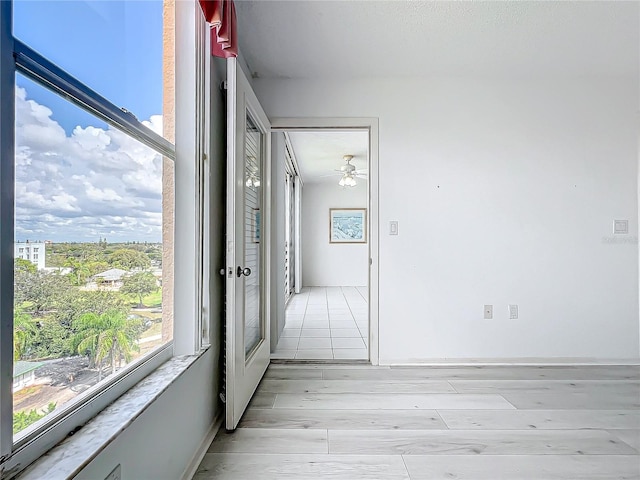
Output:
[{"xmin": 0, "ymin": 0, "xmax": 208, "ymax": 475}]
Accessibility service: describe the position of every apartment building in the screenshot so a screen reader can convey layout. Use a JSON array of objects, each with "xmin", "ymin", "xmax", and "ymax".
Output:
[{"xmin": 14, "ymin": 241, "xmax": 45, "ymax": 270}]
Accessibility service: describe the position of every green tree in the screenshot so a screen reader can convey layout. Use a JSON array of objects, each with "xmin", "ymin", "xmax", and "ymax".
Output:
[
  {"xmin": 86, "ymin": 260, "xmax": 110, "ymax": 277},
  {"xmin": 73, "ymin": 310, "xmax": 141, "ymax": 380},
  {"xmin": 13, "ymin": 403, "xmax": 56, "ymax": 434},
  {"xmin": 64, "ymin": 257, "xmax": 91, "ymax": 286},
  {"xmin": 15, "ymin": 258, "xmax": 36, "ymax": 274},
  {"xmin": 14, "ymin": 269, "xmax": 69, "ymax": 316},
  {"xmin": 28, "ymin": 317, "xmax": 75, "ymax": 359},
  {"xmin": 110, "ymin": 249, "xmax": 150, "ymax": 270},
  {"xmin": 55, "ymin": 290, "xmax": 128, "ymax": 329},
  {"xmin": 13, "ymin": 308, "xmax": 37, "ymax": 360},
  {"xmin": 120, "ymin": 272, "xmax": 158, "ymax": 308}
]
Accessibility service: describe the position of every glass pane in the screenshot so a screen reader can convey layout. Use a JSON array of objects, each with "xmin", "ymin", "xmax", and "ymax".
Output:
[
  {"xmin": 244, "ymin": 114, "xmax": 262, "ymax": 356},
  {"xmin": 12, "ymin": 74, "xmax": 173, "ymax": 439},
  {"xmin": 13, "ymin": 0, "xmax": 173, "ymax": 141}
]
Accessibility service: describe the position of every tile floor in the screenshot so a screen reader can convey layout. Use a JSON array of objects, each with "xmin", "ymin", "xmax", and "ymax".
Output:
[{"xmin": 272, "ymin": 286, "xmax": 368, "ymax": 360}]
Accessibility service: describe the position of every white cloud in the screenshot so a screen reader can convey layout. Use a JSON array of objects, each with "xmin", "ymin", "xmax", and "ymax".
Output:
[{"xmin": 15, "ymin": 86, "xmax": 164, "ymax": 242}]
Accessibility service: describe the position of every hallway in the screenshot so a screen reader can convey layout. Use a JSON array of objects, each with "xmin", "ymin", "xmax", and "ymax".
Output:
[
  {"xmin": 194, "ymin": 364, "xmax": 640, "ymax": 479},
  {"xmin": 273, "ymin": 286, "xmax": 368, "ymax": 360}
]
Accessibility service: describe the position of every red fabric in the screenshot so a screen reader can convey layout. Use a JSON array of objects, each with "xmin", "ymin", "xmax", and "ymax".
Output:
[
  {"xmin": 198, "ymin": 0, "xmax": 222, "ymax": 25},
  {"xmin": 199, "ymin": 0, "xmax": 238, "ymax": 59}
]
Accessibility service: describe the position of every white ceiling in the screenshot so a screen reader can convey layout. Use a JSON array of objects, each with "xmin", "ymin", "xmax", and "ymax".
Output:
[
  {"xmin": 235, "ymin": 1, "xmax": 639, "ymax": 79},
  {"xmin": 287, "ymin": 131, "xmax": 369, "ymax": 184}
]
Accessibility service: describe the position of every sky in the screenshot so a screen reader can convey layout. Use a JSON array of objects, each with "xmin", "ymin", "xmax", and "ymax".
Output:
[{"xmin": 13, "ymin": 0, "xmax": 165, "ymax": 243}]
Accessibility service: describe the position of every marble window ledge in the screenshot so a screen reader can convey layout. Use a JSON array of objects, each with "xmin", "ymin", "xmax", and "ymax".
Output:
[{"xmin": 17, "ymin": 351, "xmax": 208, "ymax": 480}]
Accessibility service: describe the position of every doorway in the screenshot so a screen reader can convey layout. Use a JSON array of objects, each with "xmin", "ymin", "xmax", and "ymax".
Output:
[{"xmin": 269, "ymin": 126, "xmax": 376, "ymax": 361}]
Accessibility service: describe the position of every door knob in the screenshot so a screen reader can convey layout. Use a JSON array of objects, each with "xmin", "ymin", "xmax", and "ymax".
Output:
[{"xmin": 237, "ymin": 266, "xmax": 252, "ymax": 277}]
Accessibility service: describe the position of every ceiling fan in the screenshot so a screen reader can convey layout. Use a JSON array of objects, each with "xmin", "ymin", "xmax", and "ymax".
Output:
[{"xmin": 334, "ymin": 155, "xmax": 367, "ymax": 187}]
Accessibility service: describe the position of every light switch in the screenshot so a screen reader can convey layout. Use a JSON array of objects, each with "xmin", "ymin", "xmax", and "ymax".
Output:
[{"xmin": 389, "ymin": 221, "xmax": 398, "ymax": 235}]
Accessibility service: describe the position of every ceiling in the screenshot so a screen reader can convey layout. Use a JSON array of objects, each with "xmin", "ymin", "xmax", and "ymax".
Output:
[
  {"xmin": 235, "ymin": 1, "xmax": 639, "ymax": 80},
  {"xmin": 287, "ymin": 131, "xmax": 369, "ymax": 184}
]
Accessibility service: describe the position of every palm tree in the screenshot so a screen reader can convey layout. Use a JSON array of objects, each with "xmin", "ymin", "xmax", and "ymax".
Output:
[
  {"xmin": 14, "ymin": 308, "xmax": 37, "ymax": 360},
  {"xmin": 64, "ymin": 257, "xmax": 90, "ymax": 286},
  {"xmin": 73, "ymin": 310, "xmax": 140, "ymax": 380}
]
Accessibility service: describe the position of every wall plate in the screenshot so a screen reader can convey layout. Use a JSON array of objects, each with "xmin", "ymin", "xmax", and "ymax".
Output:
[{"xmin": 613, "ymin": 219, "xmax": 629, "ymax": 235}]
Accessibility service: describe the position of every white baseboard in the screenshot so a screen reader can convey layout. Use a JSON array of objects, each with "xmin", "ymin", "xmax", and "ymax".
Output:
[
  {"xmin": 382, "ymin": 358, "xmax": 640, "ymax": 366},
  {"xmin": 180, "ymin": 414, "xmax": 223, "ymax": 480}
]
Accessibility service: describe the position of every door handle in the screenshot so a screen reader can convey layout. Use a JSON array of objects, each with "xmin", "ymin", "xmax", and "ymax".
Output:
[{"xmin": 237, "ymin": 266, "xmax": 252, "ymax": 277}]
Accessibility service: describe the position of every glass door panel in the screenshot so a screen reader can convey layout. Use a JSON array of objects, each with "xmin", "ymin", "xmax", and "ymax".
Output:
[{"xmin": 243, "ymin": 114, "xmax": 263, "ymax": 357}]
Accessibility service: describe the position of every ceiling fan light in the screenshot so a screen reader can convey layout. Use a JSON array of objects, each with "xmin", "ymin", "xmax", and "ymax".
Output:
[{"xmin": 338, "ymin": 176, "xmax": 346, "ymax": 186}]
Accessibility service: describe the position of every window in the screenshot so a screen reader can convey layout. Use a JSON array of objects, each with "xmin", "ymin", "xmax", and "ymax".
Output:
[
  {"xmin": 13, "ymin": 73, "xmax": 172, "ymax": 439},
  {"xmin": 0, "ymin": 0, "xmax": 203, "ymax": 475}
]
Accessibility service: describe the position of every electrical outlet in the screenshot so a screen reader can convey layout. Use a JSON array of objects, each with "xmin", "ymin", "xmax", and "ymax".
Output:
[
  {"xmin": 484, "ymin": 305, "xmax": 493, "ymax": 319},
  {"xmin": 508, "ymin": 304, "xmax": 518, "ymax": 319},
  {"xmin": 104, "ymin": 465, "xmax": 121, "ymax": 480}
]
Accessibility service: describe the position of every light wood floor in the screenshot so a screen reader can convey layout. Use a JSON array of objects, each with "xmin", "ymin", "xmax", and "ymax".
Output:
[{"xmin": 194, "ymin": 364, "xmax": 640, "ymax": 479}]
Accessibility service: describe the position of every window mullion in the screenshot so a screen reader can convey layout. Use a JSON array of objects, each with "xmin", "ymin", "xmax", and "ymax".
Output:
[{"xmin": 0, "ymin": 0, "xmax": 15, "ymax": 459}]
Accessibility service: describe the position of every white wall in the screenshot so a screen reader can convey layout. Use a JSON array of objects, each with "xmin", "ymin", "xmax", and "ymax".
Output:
[
  {"xmin": 255, "ymin": 76, "xmax": 640, "ymax": 362},
  {"xmin": 75, "ymin": 350, "xmax": 217, "ymax": 480},
  {"xmin": 302, "ymin": 181, "xmax": 368, "ymax": 286}
]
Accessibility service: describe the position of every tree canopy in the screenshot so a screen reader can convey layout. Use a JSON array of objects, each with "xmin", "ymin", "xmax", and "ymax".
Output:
[{"xmin": 121, "ymin": 272, "xmax": 158, "ymax": 308}]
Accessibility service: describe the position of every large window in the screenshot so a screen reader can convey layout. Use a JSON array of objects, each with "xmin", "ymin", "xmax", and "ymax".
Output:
[
  {"xmin": 13, "ymin": 73, "xmax": 171, "ymax": 439},
  {"xmin": 0, "ymin": 0, "xmax": 187, "ymax": 474}
]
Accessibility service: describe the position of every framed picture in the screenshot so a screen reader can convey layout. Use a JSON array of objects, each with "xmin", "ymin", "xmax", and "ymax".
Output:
[
  {"xmin": 330, "ymin": 208, "xmax": 367, "ymax": 243},
  {"xmin": 252, "ymin": 208, "xmax": 261, "ymax": 243}
]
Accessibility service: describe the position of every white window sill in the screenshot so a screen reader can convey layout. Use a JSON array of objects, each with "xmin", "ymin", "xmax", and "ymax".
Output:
[{"xmin": 17, "ymin": 351, "xmax": 207, "ymax": 480}]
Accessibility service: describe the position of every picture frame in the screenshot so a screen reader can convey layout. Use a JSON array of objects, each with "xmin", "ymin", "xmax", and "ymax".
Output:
[
  {"xmin": 329, "ymin": 208, "xmax": 367, "ymax": 243},
  {"xmin": 252, "ymin": 208, "xmax": 261, "ymax": 243}
]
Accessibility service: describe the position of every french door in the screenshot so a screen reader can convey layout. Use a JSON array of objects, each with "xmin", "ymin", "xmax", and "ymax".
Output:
[{"xmin": 225, "ymin": 58, "xmax": 271, "ymax": 430}]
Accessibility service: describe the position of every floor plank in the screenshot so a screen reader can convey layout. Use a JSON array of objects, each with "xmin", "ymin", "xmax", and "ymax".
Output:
[
  {"xmin": 609, "ymin": 429, "xmax": 640, "ymax": 451},
  {"xmin": 450, "ymin": 379, "xmax": 640, "ymax": 395},
  {"xmin": 208, "ymin": 429, "xmax": 328, "ymax": 454},
  {"xmin": 193, "ymin": 453, "xmax": 410, "ymax": 480},
  {"xmin": 327, "ymin": 429, "xmax": 638, "ymax": 455},
  {"xmin": 247, "ymin": 392, "xmax": 276, "ymax": 409},
  {"xmin": 501, "ymin": 392, "xmax": 640, "ymax": 410},
  {"xmin": 239, "ymin": 408, "xmax": 448, "ymax": 430},
  {"xmin": 273, "ymin": 393, "xmax": 516, "ymax": 410},
  {"xmin": 263, "ymin": 368, "xmax": 323, "ymax": 380},
  {"xmin": 403, "ymin": 455, "xmax": 640, "ymax": 479},
  {"xmin": 439, "ymin": 409, "xmax": 640, "ymax": 430},
  {"xmin": 322, "ymin": 366, "xmax": 640, "ymax": 381},
  {"xmin": 257, "ymin": 379, "xmax": 456, "ymax": 394}
]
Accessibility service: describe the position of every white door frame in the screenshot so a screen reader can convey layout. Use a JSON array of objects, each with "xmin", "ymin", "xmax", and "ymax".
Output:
[{"xmin": 271, "ymin": 117, "xmax": 380, "ymax": 366}]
